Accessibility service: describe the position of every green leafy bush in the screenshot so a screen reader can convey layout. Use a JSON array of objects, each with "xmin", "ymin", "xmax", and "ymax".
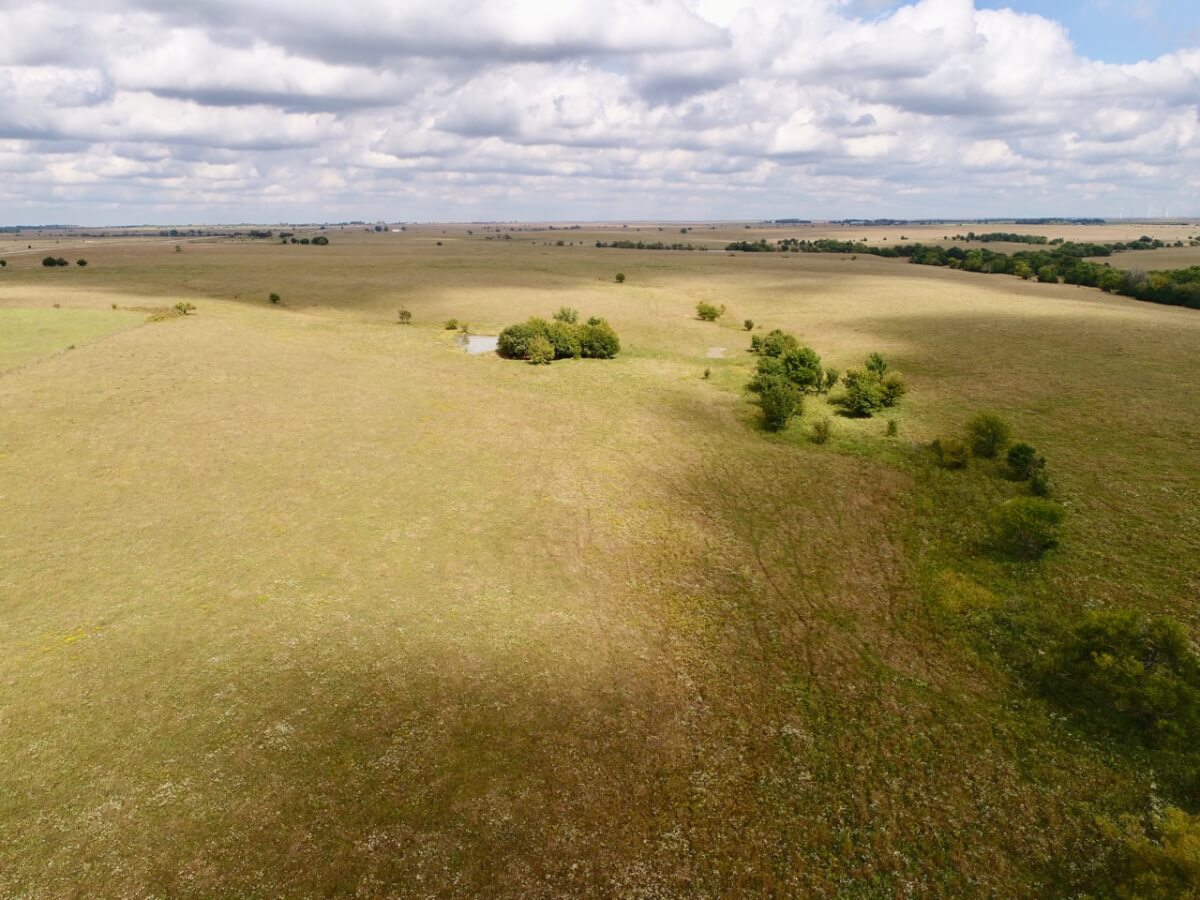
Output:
[
  {"xmin": 881, "ymin": 372, "xmax": 907, "ymax": 406},
  {"xmin": 174, "ymin": 302, "xmax": 196, "ymax": 316},
  {"xmin": 931, "ymin": 437, "xmax": 971, "ymax": 469},
  {"xmin": 756, "ymin": 329, "xmax": 799, "ymax": 358},
  {"xmin": 839, "ymin": 367, "xmax": 886, "ymax": 416},
  {"xmin": 743, "ymin": 319, "xmax": 754, "ymax": 331},
  {"xmin": 527, "ymin": 335, "xmax": 554, "ymax": 365},
  {"xmin": 885, "ymin": 419, "xmax": 898, "ymax": 437},
  {"xmin": 696, "ymin": 301, "xmax": 724, "ymax": 321},
  {"xmin": 758, "ymin": 378, "xmax": 803, "ymax": 432},
  {"xmin": 989, "ymin": 497, "xmax": 1064, "ymax": 558},
  {"xmin": 1007, "ymin": 442, "xmax": 1045, "ymax": 479},
  {"xmin": 823, "ymin": 367, "xmax": 839, "ymax": 393},
  {"xmin": 444, "ymin": 319, "xmax": 459, "ymax": 330},
  {"xmin": 546, "ymin": 320, "xmax": 582, "ymax": 359},
  {"xmin": 966, "ymin": 412, "xmax": 1011, "ymax": 458},
  {"xmin": 614, "ymin": 273, "xmax": 625, "ymax": 283},
  {"xmin": 311, "ymin": 235, "xmax": 329, "ymax": 245},
  {"xmin": 1047, "ymin": 609, "xmax": 1200, "ymax": 748},
  {"xmin": 579, "ymin": 319, "xmax": 620, "ymax": 358},
  {"xmin": 553, "ymin": 307, "xmax": 578, "ymax": 324},
  {"xmin": 810, "ymin": 417, "xmax": 832, "ymax": 444},
  {"xmin": 269, "ymin": 293, "xmax": 280, "ymax": 304},
  {"xmin": 1029, "ymin": 468, "xmax": 1053, "ymax": 497}
]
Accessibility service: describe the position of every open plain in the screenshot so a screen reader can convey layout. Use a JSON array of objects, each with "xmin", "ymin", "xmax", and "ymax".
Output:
[{"xmin": 2, "ymin": 225, "xmax": 1199, "ymax": 896}]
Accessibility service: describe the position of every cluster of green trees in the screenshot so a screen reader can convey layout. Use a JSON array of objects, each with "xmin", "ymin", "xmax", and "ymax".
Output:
[
  {"xmin": 951, "ymin": 232, "xmax": 1050, "ymax": 244},
  {"xmin": 281, "ymin": 235, "xmax": 330, "ymax": 245},
  {"xmin": 836, "ymin": 353, "xmax": 907, "ymax": 417},
  {"xmin": 41, "ymin": 256, "xmax": 86, "ymax": 267},
  {"xmin": 595, "ymin": 240, "xmax": 706, "ymax": 251},
  {"xmin": 497, "ymin": 307, "xmax": 620, "ymax": 365}
]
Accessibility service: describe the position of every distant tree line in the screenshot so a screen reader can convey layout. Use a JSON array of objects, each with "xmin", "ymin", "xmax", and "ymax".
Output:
[{"xmin": 596, "ymin": 240, "xmax": 707, "ymax": 252}]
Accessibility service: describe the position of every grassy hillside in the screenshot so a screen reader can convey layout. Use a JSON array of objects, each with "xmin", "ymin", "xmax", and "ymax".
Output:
[{"xmin": 1, "ymin": 230, "xmax": 1197, "ymax": 896}]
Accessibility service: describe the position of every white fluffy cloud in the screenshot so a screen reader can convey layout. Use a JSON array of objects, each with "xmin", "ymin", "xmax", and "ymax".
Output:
[{"xmin": 0, "ymin": 0, "xmax": 1197, "ymax": 222}]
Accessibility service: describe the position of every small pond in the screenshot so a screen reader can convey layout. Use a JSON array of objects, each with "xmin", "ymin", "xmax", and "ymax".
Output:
[{"xmin": 458, "ymin": 334, "xmax": 499, "ymax": 355}]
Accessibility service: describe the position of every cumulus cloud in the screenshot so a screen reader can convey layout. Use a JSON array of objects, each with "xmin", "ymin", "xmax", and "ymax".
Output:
[{"xmin": 0, "ymin": 0, "xmax": 1197, "ymax": 221}]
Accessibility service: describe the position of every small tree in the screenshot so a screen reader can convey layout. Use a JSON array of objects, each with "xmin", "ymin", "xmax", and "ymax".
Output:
[
  {"xmin": 865, "ymin": 352, "xmax": 888, "ymax": 376},
  {"xmin": 881, "ymin": 372, "xmax": 907, "ymax": 407},
  {"xmin": 696, "ymin": 301, "xmax": 724, "ymax": 322},
  {"xmin": 840, "ymin": 368, "xmax": 886, "ymax": 416},
  {"xmin": 989, "ymin": 497, "xmax": 1064, "ymax": 559},
  {"xmin": 76, "ymin": 259, "xmax": 88, "ymax": 267},
  {"xmin": 553, "ymin": 307, "xmax": 579, "ymax": 324},
  {"xmin": 758, "ymin": 378, "xmax": 802, "ymax": 432},
  {"xmin": 823, "ymin": 367, "xmax": 839, "ymax": 393},
  {"xmin": 614, "ymin": 273, "xmax": 625, "ymax": 283},
  {"xmin": 444, "ymin": 319, "xmax": 459, "ymax": 330},
  {"xmin": 966, "ymin": 412, "xmax": 1010, "ymax": 458},
  {"xmin": 1007, "ymin": 442, "xmax": 1044, "ymax": 479},
  {"xmin": 397, "ymin": 308, "xmax": 412, "ymax": 324},
  {"xmin": 743, "ymin": 319, "xmax": 754, "ymax": 331},
  {"xmin": 527, "ymin": 335, "xmax": 554, "ymax": 365},
  {"xmin": 269, "ymin": 293, "xmax": 280, "ymax": 304}
]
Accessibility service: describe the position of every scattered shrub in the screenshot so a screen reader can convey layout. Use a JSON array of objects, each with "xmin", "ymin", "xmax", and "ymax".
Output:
[
  {"xmin": 839, "ymin": 367, "xmax": 886, "ymax": 416},
  {"xmin": 749, "ymin": 334, "xmax": 763, "ymax": 353},
  {"xmin": 527, "ymin": 335, "xmax": 554, "ymax": 365},
  {"xmin": 823, "ymin": 367, "xmax": 839, "ymax": 393},
  {"xmin": 42, "ymin": 256, "xmax": 68, "ymax": 267},
  {"xmin": 174, "ymin": 302, "xmax": 196, "ymax": 316},
  {"xmin": 743, "ymin": 319, "xmax": 754, "ymax": 331},
  {"xmin": 750, "ymin": 344, "xmax": 823, "ymax": 394},
  {"xmin": 269, "ymin": 293, "xmax": 280, "ymax": 304},
  {"xmin": 614, "ymin": 273, "xmax": 625, "ymax": 283},
  {"xmin": 1007, "ymin": 442, "xmax": 1045, "ymax": 479},
  {"xmin": 703, "ymin": 367, "xmax": 711, "ymax": 379},
  {"xmin": 810, "ymin": 417, "xmax": 832, "ymax": 444},
  {"xmin": 1047, "ymin": 609, "xmax": 1200, "ymax": 748},
  {"xmin": 1029, "ymin": 468, "xmax": 1053, "ymax": 497},
  {"xmin": 932, "ymin": 437, "xmax": 971, "ymax": 469},
  {"xmin": 76, "ymin": 259, "xmax": 87, "ymax": 267},
  {"xmin": 966, "ymin": 412, "xmax": 1011, "ymax": 458},
  {"xmin": 758, "ymin": 378, "xmax": 803, "ymax": 432},
  {"xmin": 0, "ymin": 259, "xmax": 6, "ymax": 267},
  {"xmin": 989, "ymin": 497, "xmax": 1064, "ymax": 559},
  {"xmin": 311, "ymin": 235, "xmax": 329, "ymax": 245},
  {"xmin": 696, "ymin": 301, "xmax": 725, "ymax": 321},
  {"xmin": 881, "ymin": 372, "xmax": 907, "ymax": 406},
  {"xmin": 553, "ymin": 307, "xmax": 578, "ymax": 324},
  {"xmin": 865, "ymin": 352, "xmax": 888, "ymax": 376},
  {"xmin": 885, "ymin": 419, "xmax": 898, "ymax": 437},
  {"xmin": 444, "ymin": 319, "xmax": 459, "ymax": 330},
  {"xmin": 397, "ymin": 308, "xmax": 412, "ymax": 324}
]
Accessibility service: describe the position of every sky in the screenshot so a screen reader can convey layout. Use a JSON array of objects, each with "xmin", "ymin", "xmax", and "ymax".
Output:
[{"xmin": 0, "ymin": 0, "xmax": 1198, "ymax": 225}]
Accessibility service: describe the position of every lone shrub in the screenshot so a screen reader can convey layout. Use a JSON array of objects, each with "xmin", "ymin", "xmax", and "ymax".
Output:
[
  {"xmin": 1007, "ymin": 442, "xmax": 1044, "ymax": 479},
  {"xmin": 174, "ymin": 302, "xmax": 196, "ymax": 316},
  {"xmin": 397, "ymin": 308, "xmax": 412, "ymax": 324},
  {"xmin": 614, "ymin": 273, "xmax": 625, "ymax": 283},
  {"xmin": 696, "ymin": 301, "xmax": 724, "ymax": 322},
  {"xmin": 76, "ymin": 259, "xmax": 88, "ymax": 267},
  {"xmin": 444, "ymin": 319, "xmax": 459, "ymax": 330},
  {"xmin": 758, "ymin": 379, "xmax": 803, "ymax": 432},
  {"xmin": 810, "ymin": 417, "xmax": 832, "ymax": 444},
  {"xmin": 931, "ymin": 437, "xmax": 971, "ymax": 469},
  {"xmin": 743, "ymin": 319, "xmax": 754, "ymax": 331},
  {"xmin": 966, "ymin": 412, "xmax": 1011, "ymax": 458},
  {"xmin": 1046, "ymin": 609, "xmax": 1200, "ymax": 748},
  {"xmin": 553, "ymin": 307, "xmax": 578, "ymax": 324},
  {"xmin": 311, "ymin": 235, "xmax": 329, "ymax": 245},
  {"xmin": 989, "ymin": 497, "xmax": 1064, "ymax": 559},
  {"xmin": 269, "ymin": 293, "xmax": 280, "ymax": 304},
  {"xmin": 885, "ymin": 419, "xmax": 898, "ymax": 437}
]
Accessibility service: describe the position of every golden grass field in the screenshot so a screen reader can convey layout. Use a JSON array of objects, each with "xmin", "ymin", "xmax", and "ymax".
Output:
[{"xmin": 1, "ymin": 225, "xmax": 1198, "ymax": 896}]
